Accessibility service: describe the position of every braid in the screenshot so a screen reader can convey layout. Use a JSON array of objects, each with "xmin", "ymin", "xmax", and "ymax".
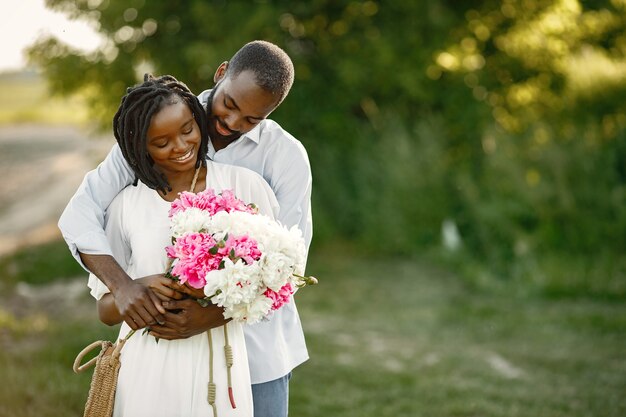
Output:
[{"xmin": 113, "ymin": 74, "xmax": 208, "ymax": 193}]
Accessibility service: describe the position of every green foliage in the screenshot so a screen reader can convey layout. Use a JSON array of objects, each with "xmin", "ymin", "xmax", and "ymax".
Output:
[
  {"xmin": 433, "ymin": 0, "xmax": 626, "ymax": 135},
  {"xmin": 26, "ymin": 0, "xmax": 626, "ymax": 294},
  {"xmin": 426, "ymin": 1, "xmax": 626, "ymax": 273},
  {"xmin": 0, "ymin": 240, "xmax": 85, "ymax": 287}
]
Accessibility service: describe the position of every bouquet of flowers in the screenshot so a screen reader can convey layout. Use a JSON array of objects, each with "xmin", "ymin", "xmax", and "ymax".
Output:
[{"xmin": 165, "ymin": 188, "xmax": 317, "ymax": 324}]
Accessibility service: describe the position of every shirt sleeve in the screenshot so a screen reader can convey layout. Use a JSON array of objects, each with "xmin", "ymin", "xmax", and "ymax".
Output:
[
  {"xmin": 272, "ymin": 141, "xmax": 313, "ymax": 252},
  {"xmin": 58, "ymin": 144, "xmax": 134, "ymax": 271},
  {"xmin": 249, "ymin": 175, "xmax": 280, "ymax": 221},
  {"xmin": 87, "ymin": 190, "xmax": 132, "ymax": 300}
]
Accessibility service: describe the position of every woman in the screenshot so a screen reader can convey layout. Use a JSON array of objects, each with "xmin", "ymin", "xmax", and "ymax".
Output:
[{"xmin": 87, "ymin": 74, "xmax": 278, "ymax": 417}]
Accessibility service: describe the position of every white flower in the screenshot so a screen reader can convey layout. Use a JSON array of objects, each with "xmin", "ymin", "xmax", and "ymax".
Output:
[
  {"xmin": 170, "ymin": 208, "xmax": 212, "ymax": 237},
  {"xmin": 260, "ymin": 252, "xmax": 295, "ymax": 291},
  {"xmin": 226, "ymin": 295, "xmax": 273, "ymax": 324},
  {"xmin": 205, "ymin": 258, "xmax": 262, "ymax": 308}
]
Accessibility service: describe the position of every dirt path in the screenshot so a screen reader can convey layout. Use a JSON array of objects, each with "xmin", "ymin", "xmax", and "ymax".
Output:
[{"xmin": 0, "ymin": 124, "xmax": 112, "ymax": 255}]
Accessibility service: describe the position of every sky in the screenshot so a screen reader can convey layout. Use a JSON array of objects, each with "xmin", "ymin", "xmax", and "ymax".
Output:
[{"xmin": 0, "ymin": 0, "xmax": 102, "ymax": 72}]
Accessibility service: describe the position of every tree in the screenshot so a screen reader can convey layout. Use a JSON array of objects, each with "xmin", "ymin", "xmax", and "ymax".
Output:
[{"xmin": 28, "ymin": 1, "xmax": 626, "ymax": 295}]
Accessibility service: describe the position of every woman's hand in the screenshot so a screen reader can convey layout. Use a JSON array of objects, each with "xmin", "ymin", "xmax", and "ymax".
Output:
[
  {"xmin": 168, "ymin": 281, "xmax": 206, "ymax": 300},
  {"xmin": 135, "ymin": 274, "xmax": 185, "ymax": 302}
]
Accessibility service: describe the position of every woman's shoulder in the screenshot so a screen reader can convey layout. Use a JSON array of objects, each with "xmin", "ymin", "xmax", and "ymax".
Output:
[{"xmin": 109, "ymin": 180, "xmax": 154, "ymax": 212}]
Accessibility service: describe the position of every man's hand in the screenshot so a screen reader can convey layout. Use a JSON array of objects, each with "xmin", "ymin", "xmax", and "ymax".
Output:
[
  {"xmin": 80, "ymin": 253, "xmax": 166, "ymax": 330},
  {"xmin": 113, "ymin": 278, "xmax": 167, "ymax": 330},
  {"xmin": 147, "ymin": 299, "xmax": 230, "ymax": 340}
]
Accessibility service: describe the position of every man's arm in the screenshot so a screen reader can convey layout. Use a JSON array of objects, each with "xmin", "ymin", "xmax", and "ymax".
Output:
[
  {"xmin": 96, "ymin": 274, "xmax": 183, "ymax": 327},
  {"xmin": 146, "ymin": 299, "xmax": 229, "ymax": 340},
  {"xmin": 273, "ymin": 140, "xmax": 313, "ymax": 251},
  {"xmin": 59, "ymin": 144, "xmax": 165, "ymax": 329},
  {"xmin": 59, "ymin": 145, "xmax": 134, "ymax": 267},
  {"xmin": 82, "ymin": 254, "xmax": 166, "ymax": 329}
]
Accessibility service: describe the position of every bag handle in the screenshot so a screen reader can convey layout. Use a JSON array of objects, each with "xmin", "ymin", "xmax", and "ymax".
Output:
[
  {"xmin": 72, "ymin": 329, "xmax": 135, "ymax": 374},
  {"xmin": 73, "ymin": 340, "xmax": 110, "ymax": 373}
]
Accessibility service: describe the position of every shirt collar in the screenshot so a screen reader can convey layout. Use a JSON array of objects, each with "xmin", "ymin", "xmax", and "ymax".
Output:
[{"xmin": 243, "ymin": 123, "xmax": 261, "ymax": 143}]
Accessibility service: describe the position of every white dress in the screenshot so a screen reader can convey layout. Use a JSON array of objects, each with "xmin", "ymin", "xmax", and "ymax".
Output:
[{"xmin": 88, "ymin": 160, "xmax": 279, "ymax": 417}]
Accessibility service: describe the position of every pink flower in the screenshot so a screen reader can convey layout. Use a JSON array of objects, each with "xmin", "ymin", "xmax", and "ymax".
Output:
[
  {"xmin": 264, "ymin": 283, "xmax": 294, "ymax": 311},
  {"xmin": 224, "ymin": 234, "xmax": 262, "ymax": 265},
  {"xmin": 169, "ymin": 188, "xmax": 258, "ymax": 218},
  {"xmin": 168, "ymin": 190, "xmax": 212, "ymax": 217},
  {"xmin": 167, "ymin": 232, "xmax": 218, "ymax": 288},
  {"xmin": 165, "ymin": 245, "xmax": 177, "ymax": 259}
]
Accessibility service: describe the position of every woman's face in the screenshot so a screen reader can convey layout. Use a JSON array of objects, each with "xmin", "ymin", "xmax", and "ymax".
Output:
[{"xmin": 146, "ymin": 98, "xmax": 201, "ymax": 175}]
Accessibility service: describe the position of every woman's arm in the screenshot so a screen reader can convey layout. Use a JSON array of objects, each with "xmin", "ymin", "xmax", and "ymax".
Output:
[{"xmin": 96, "ymin": 293, "xmax": 123, "ymax": 326}]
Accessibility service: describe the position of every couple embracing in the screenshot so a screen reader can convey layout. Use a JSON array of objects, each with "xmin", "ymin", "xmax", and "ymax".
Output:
[{"xmin": 60, "ymin": 40, "xmax": 312, "ymax": 417}]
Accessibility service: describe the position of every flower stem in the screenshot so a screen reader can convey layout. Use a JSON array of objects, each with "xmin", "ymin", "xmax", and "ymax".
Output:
[{"xmin": 293, "ymin": 273, "xmax": 319, "ymax": 287}]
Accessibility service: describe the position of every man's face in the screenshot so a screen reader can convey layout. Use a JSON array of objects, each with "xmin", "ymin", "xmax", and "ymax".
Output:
[{"xmin": 206, "ymin": 70, "xmax": 278, "ymax": 149}]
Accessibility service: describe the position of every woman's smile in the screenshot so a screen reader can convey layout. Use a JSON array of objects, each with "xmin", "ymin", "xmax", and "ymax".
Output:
[{"xmin": 172, "ymin": 147, "xmax": 195, "ymax": 162}]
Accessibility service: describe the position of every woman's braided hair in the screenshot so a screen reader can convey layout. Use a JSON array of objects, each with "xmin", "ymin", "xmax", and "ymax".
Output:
[{"xmin": 113, "ymin": 74, "xmax": 208, "ymax": 193}]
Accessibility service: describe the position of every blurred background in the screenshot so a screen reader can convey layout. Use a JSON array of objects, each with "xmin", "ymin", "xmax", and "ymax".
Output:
[{"xmin": 0, "ymin": 1, "xmax": 624, "ymax": 416}]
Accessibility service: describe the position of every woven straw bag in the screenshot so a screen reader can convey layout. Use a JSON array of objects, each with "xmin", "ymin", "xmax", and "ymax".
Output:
[{"xmin": 73, "ymin": 331, "xmax": 133, "ymax": 417}]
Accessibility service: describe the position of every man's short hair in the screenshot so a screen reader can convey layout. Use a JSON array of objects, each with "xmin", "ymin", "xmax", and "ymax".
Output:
[{"xmin": 226, "ymin": 40, "xmax": 295, "ymax": 105}]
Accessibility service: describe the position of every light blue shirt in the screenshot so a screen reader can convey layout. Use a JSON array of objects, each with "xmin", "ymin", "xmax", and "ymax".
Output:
[{"xmin": 58, "ymin": 88, "xmax": 313, "ymax": 383}]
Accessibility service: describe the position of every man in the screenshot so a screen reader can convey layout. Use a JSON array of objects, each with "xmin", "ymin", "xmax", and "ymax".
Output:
[{"xmin": 59, "ymin": 40, "xmax": 312, "ymax": 417}]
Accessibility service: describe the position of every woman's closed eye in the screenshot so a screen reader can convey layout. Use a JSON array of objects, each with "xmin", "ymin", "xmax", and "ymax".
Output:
[{"xmin": 181, "ymin": 120, "xmax": 195, "ymax": 135}]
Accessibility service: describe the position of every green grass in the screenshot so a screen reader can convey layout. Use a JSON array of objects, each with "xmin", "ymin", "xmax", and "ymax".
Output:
[
  {"xmin": 0, "ymin": 71, "xmax": 89, "ymax": 125},
  {"xmin": 0, "ymin": 239, "xmax": 85, "ymax": 287},
  {"xmin": 293, "ymin": 247, "xmax": 626, "ymax": 417},
  {"xmin": 0, "ymin": 240, "xmax": 624, "ymax": 416}
]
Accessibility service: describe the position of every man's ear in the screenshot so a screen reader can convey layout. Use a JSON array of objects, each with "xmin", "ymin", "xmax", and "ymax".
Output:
[{"xmin": 214, "ymin": 61, "xmax": 229, "ymax": 83}]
